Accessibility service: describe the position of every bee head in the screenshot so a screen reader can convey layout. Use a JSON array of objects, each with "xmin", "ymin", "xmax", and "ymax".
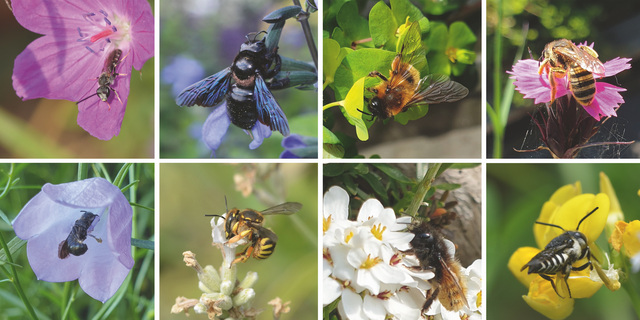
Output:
[
  {"xmin": 240, "ymin": 32, "xmax": 267, "ymax": 55},
  {"xmin": 367, "ymin": 97, "xmax": 388, "ymax": 120}
]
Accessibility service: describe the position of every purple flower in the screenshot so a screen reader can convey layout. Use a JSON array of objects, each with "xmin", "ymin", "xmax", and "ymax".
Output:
[
  {"xmin": 11, "ymin": 0, "xmax": 154, "ymax": 140},
  {"xmin": 280, "ymin": 134, "xmax": 318, "ymax": 158},
  {"xmin": 12, "ymin": 177, "xmax": 133, "ymax": 302},
  {"xmin": 508, "ymin": 42, "xmax": 631, "ymax": 120},
  {"xmin": 201, "ymin": 102, "xmax": 272, "ymax": 157},
  {"xmin": 161, "ymin": 55, "xmax": 205, "ymax": 98}
]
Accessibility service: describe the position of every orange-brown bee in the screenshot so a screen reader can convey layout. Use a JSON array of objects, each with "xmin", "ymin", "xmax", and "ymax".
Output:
[
  {"xmin": 364, "ymin": 45, "xmax": 469, "ymax": 120},
  {"xmin": 406, "ymin": 221, "xmax": 469, "ymax": 313},
  {"xmin": 538, "ymin": 39, "xmax": 605, "ymax": 106}
]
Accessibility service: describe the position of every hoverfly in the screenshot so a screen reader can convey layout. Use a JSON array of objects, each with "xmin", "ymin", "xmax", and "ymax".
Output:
[
  {"xmin": 521, "ymin": 207, "xmax": 599, "ymax": 298},
  {"xmin": 363, "ymin": 43, "xmax": 469, "ymax": 120},
  {"xmin": 538, "ymin": 39, "xmax": 605, "ymax": 106},
  {"xmin": 176, "ymin": 31, "xmax": 291, "ymax": 136},
  {"xmin": 405, "ymin": 220, "xmax": 469, "ymax": 313},
  {"xmin": 207, "ymin": 199, "xmax": 302, "ymax": 265},
  {"xmin": 78, "ymin": 48, "xmax": 127, "ymax": 109},
  {"xmin": 58, "ymin": 210, "xmax": 102, "ymax": 259}
]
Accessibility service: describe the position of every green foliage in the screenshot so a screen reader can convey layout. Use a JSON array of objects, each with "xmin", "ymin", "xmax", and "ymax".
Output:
[{"xmin": 323, "ymin": 0, "xmax": 477, "ymax": 158}]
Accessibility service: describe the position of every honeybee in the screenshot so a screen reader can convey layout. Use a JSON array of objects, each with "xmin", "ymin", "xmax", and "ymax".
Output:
[
  {"xmin": 521, "ymin": 207, "xmax": 599, "ymax": 298},
  {"xmin": 406, "ymin": 221, "xmax": 469, "ymax": 313},
  {"xmin": 538, "ymin": 39, "xmax": 605, "ymax": 106},
  {"xmin": 364, "ymin": 44, "xmax": 469, "ymax": 120},
  {"xmin": 207, "ymin": 200, "xmax": 302, "ymax": 264},
  {"xmin": 58, "ymin": 210, "xmax": 101, "ymax": 259}
]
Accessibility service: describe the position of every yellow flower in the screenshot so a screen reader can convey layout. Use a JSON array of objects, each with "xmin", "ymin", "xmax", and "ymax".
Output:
[
  {"xmin": 610, "ymin": 220, "xmax": 640, "ymax": 257},
  {"xmin": 508, "ymin": 182, "xmax": 611, "ymax": 319}
]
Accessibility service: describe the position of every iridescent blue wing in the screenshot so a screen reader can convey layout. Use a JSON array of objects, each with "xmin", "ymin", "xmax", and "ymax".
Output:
[
  {"xmin": 254, "ymin": 74, "xmax": 290, "ymax": 136},
  {"xmin": 176, "ymin": 67, "xmax": 232, "ymax": 107}
]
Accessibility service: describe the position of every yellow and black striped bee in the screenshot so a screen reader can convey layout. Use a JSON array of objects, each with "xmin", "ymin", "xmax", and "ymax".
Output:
[
  {"xmin": 208, "ymin": 200, "xmax": 302, "ymax": 265},
  {"xmin": 521, "ymin": 207, "xmax": 599, "ymax": 298},
  {"xmin": 538, "ymin": 39, "xmax": 605, "ymax": 106}
]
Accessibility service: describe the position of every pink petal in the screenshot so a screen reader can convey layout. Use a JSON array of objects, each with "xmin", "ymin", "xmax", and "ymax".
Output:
[
  {"xmin": 582, "ymin": 82, "xmax": 626, "ymax": 120},
  {"xmin": 603, "ymin": 57, "xmax": 632, "ymax": 77}
]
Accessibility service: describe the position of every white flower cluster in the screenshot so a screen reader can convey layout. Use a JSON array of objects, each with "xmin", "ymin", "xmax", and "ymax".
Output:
[{"xmin": 323, "ymin": 186, "xmax": 483, "ymax": 320}]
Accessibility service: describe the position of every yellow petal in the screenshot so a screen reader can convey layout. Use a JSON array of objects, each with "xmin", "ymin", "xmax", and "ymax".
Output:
[
  {"xmin": 622, "ymin": 220, "xmax": 640, "ymax": 257},
  {"xmin": 508, "ymin": 247, "xmax": 541, "ymax": 287},
  {"xmin": 600, "ymin": 172, "xmax": 625, "ymax": 237},
  {"xmin": 548, "ymin": 182, "xmax": 582, "ymax": 206},
  {"xmin": 545, "ymin": 194, "xmax": 609, "ymax": 244},
  {"xmin": 609, "ymin": 220, "xmax": 627, "ymax": 252},
  {"xmin": 534, "ymin": 183, "xmax": 583, "ymax": 248},
  {"xmin": 523, "ymin": 277, "xmax": 574, "ymax": 320},
  {"xmin": 564, "ymin": 266, "xmax": 603, "ymax": 298}
]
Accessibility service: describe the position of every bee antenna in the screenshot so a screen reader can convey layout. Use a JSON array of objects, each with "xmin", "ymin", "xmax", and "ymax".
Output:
[
  {"xmin": 357, "ymin": 108, "xmax": 375, "ymax": 122},
  {"xmin": 204, "ymin": 214, "xmax": 226, "ymax": 219},
  {"xmin": 576, "ymin": 207, "xmax": 598, "ymax": 230},
  {"xmin": 534, "ymin": 220, "xmax": 565, "ymax": 232},
  {"xmin": 77, "ymin": 93, "xmax": 97, "ymax": 104},
  {"xmin": 224, "ymin": 195, "xmax": 229, "ymax": 213}
]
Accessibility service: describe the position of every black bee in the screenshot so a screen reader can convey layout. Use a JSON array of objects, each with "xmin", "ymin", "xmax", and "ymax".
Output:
[
  {"xmin": 58, "ymin": 210, "xmax": 100, "ymax": 259},
  {"xmin": 206, "ymin": 198, "xmax": 302, "ymax": 265},
  {"xmin": 406, "ymin": 221, "xmax": 469, "ymax": 313},
  {"xmin": 78, "ymin": 49, "xmax": 126, "ymax": 109},
  {"xmin": 176, "ymin": 31, "xmax": 291, "ymax": 136},
  {"xmin": 521, "ymin": 207, "xmax": 599, "ymax": 298}
]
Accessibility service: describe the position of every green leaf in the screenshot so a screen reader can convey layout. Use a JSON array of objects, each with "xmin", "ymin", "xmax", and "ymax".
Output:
[
  {"xmin": 323, "ymin": 38, "xmax": 350, "ymax": 88},
  {"xmin": 449, "ymin": 163, "xmax": 481, "ymax": 169},
  {"xmin": 426, "ymin": 22, "xmax": 448, "ymax": 52},
  {"xmin": 448, "ymin": 21, "xmax": 477, "ymax": 49},
  {"xmin": 362, "ymin": 172, "xmax": 388, "ymax": 203},
  {"xmin": 335, "ymin": 1, "xmax": 370, "ymax": 48},
  {"xmin": 390, "ymin": 0, "xmax": 430, "ymax": 34},
  {"xmin": 323, "ymin": 126, "xmax": 341, "ymax": 144},
  {"xmin": 333, "ymin": 49, "xmax": 396, "ymax": 100},
  {"xmin": 0, "ymin": 237, "xmax": 26, "ymax": 266},
  {"xmin": 323, "ymin": 143, "xmax": 345, "ymax": 159},
  {"xmin": 393, "ymin": 105, "xmax": 429, "ymax": 124},
  {"xmin": 369, "ymin": 2, "xmax": 398, "ymax": 50},
  {"xmin": 426, "ymin": 51, "xmax": 451, "ymax": 76},
  {"xmin": 434, "ymin": 183, "xmax": 461, "ymax": 190},
  {"xmin": 371, "ymin": 163, "xmax": 413, "ymax": 183},
  {"xmin": 324, "ymin": 163, "xmax": 353, "ymax": 177}
]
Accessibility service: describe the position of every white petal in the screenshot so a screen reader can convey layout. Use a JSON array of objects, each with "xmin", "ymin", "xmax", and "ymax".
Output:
[
  {"xmin": 324, "ymin": 186, "xmax": 350, "ymax": 221},
  {"xmin": 323, "ymin": 277, "xmax": 342, "ymax": 306}
]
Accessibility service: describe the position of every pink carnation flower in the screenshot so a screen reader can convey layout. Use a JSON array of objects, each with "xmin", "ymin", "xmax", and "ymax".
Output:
[
  {"xmin": 11, "ymin": 0, "xmax": 154, "ymax": 140},
  {"xmin": 507, "ymin": 42, "xmax": 631, "ymax": 121}
]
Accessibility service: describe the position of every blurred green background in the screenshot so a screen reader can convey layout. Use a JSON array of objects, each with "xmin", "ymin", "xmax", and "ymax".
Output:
[
  {"xmin": 160, "ymin": 0, "xmax": 318, "ymax": 158},
  {"xmin": 159, "ymin": 163, "xmax": 317, "ymax": 319},
  {"xmin": 487, "ymin": 0, "xmax": 640, "ymax": 158},
  {"xmin": 487, "ymin": 163, "xmax": 640, "ymax": 319},
  {"xmin": 0, "ymin": 1, "xmax": 155, "ymax": 158},
  {"xmin": 0, "ymin": 163, "xmax": 155, "ymax": 319}
]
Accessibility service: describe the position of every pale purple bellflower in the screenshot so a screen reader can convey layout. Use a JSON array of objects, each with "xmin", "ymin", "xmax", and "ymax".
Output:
[
  {"xmin": 11, "ymin": 0, "xmax": 154, "ymax": 140},
  {"xmin": 12, "ymin": 177, "xmax": 133, "ymax": 302}
]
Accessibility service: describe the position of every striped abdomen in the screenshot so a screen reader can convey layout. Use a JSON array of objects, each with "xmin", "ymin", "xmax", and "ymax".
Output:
[
  {"xmin": 253, "ymin": 237, "xmax": 276, "ymax": 260},
  {"xmin": 569, "ymin": 63, "xmax": 596, "ymax": 106},
  {"xmin": 525, "ymin": 252, "xmax": 570, "ymax": 274}
]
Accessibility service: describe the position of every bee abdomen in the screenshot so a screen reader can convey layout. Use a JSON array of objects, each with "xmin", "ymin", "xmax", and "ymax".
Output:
[
  {"xmin": 525, "ymin": 252, "xmax": 569, "ymax": 274},
  {"xmin": 569, "ymin": 65, "xmax": 596, "ymax": 105},
  {"xmin": 254, "ymin": 237, "xmax": 276, "ymax": 260}
]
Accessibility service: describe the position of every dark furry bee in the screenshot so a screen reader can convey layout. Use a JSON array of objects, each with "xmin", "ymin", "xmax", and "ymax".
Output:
[
  {"xmin": 521, "ymin": 207, "xmax": 599, "ymax": 298},
  {"xmin": 58, "ymin": 210, "xmax": 101, "ymax": 259},
  {"xmin": 363, "ymin": 43, "xmax": 468, "ymax": 120},
  {"xmin": 538, "ymin": 39, "xmax": 605, "ymax": 106},
  {"xmin": 207, "ymin": 199, "xmax": 302, "ymax": 264},
  {"xmin": 176, "ymin": 31, "xmax": 291, "ymax": 135},
  {"xmin": 78, "ymin": 48, "xmax": 126, "ymax": 109},
  {"xmin": 406, "ymin": 221, "xmax": 469, "ymax": 313}
]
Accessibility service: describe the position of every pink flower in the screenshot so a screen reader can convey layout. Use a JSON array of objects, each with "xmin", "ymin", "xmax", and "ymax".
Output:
[
  {"xmin": 11, "ymin": 0, "xmax": 154, "ymax": 140},
  {"xmin": 507, "ymin": 42, "xmax": 631, "ymax": 121},
  {"xmin": 12, "ymin": 177, "xmax": 133, "ymax": 302}
]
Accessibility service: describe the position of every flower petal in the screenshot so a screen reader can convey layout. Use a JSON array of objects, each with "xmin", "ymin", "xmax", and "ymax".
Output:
[
  {"xmin": 508, "ymin": 246, "xmax": 541, "ymax": 287},
  {"xmin": 202, "ymin": 104, "xmax": 231, "ymax": 154},
  {"xmin": 523, "ymin": 277, "xmax": 574, "ymax": 320},
  {"xmin": 551, "ymin": 194, "xmax": 609, "ymax": 243},
  {"xmin": 324, "ymin": 186, "xmax": 350, "ymax": 221},
  {"xmin": 125, "ymin": 0, "xmax": 155, "ymax": 70},
  {"xmin": 248, "ymin": 122, "xmax": 272, "ymax": 150},
  {"xmin": 581, "ymin": 82, "xmax": 626, "ymax": 120},
  {"xmin": 603, "ymin": 57, "xmax": 632, "ymax": 78},
  {"xmin": 42, "ymin": 177, "xmax": 123, "ymax": 208}
]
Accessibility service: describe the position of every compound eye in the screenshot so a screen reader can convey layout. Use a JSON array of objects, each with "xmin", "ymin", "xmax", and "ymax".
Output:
[
  {"xmin": 419, "ymin": 232, "xmax": 432, "ymax": 240},
  {"xmin": 567, "ymin": 239, "xmax": 574, "ymax": 246}
]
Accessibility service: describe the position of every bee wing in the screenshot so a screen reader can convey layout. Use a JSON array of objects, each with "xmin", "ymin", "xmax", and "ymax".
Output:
[
  {"xmin": 555, "ymin": 45, "xmax": 605, "ymax": 75},
  {"xmin": 439, "ymin": 257, "xmax": 470, "ymax": 309},
  {"xmin": 387, "ymin": 44, "xmax": 426, "ymax": 88},
  {"xmin": 176, "ymin": 67, "xmax": 232, "ymax": 107},
  {"xmin": 261, "ymin": 202, "xmax": 302, "ymax": 215},
  {"xmin": 407, "ymin": 74, "xmax": 469, "ymax": 106},
  {"xmin": 253, "ymin": 74, "xmax": 290, "ymax": 136},
  {"xmin": 255, "ymin": 225, "xmax": 279, "ymax": 242}
]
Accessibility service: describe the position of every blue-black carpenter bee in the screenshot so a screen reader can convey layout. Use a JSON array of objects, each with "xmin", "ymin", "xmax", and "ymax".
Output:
[
  {"xmin": 58, "ymin": 210, "xmax": 101, "ymax": 259},
  {"xmin": 176, "ymin": 32, "xmax": 291, "ymax": 136},
  {"xmin": 521, "ymin": 207, "xmax": 599, "ymax": 298}
]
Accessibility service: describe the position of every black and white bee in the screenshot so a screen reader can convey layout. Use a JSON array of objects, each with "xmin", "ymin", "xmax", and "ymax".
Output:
[
  {"xmin": 58, "ymin": 210, "xmax": 101, "ymax": 259},
  {"xmin": 520, "ymin": 207, "xmax": 599, "ymax": 298}
]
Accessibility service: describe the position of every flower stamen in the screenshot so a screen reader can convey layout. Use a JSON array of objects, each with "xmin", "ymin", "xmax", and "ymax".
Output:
[
  {"xmin": 359, "ymin": 254, "xmax": 382, "ymax": 269},
  {"xmin": 371, "ymin": 223, "xmax": 386, "ymax": 240}
]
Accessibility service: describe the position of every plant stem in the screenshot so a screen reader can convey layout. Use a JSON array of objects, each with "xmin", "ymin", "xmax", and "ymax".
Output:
[
  {"xmin": 405, "ymin": 163, "xmax": 442, "ymax": 217},
  {"xmin": 292, "ymin": 0, "xmax": 318, "ymax": 69},
  {"xmin": 0, "ymin": 232, "xmax": 38, "ymax": 320},
  {"xmin": 622, "ymin": 278, "xmax": 640, "ymax": 319}
]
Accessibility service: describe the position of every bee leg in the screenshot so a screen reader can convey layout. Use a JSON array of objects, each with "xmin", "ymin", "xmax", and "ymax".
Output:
[
  {"xmin": 421, "ymin": 287, "xmax": 439, "ymax": 315},
  {"xmin": 563, "ymin": 271, "xmax": 572, "ymax": 299},
  {"xmin": 265, "ymin": 52, "xmax": 282, "ymax": 78},
  {"xmin": 232, "ymin": 245, "xmax": 254, "ymax": 265},
  {"xmin": 539, "ymin": 274, "xmax": 564, "ymax": 298},
  {"xmin": 368, "ymin": 71, "xmax": 388, "ymax": 82},
  {"xmin": 227, "ymin": 230, "xmax": 253, "ymax": 244},
  {"xmin": 267, "ymin": 76, "xmax": 290, "ymax": 90},
  {"xmin": 573, "ymin": 260, "xmax": 592, "ymax": 271}
]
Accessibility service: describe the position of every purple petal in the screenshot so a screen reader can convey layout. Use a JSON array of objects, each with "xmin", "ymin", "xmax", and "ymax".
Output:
[
  {"xmin": 582, "ymin": 82, "xmax": 626, "ymax": 120},
  {"xmin": 282, "ymin": 134, "xmax": 306, "ymax": 149},
  {"xmin": 249, "ymin": 122, "xmax": 272, "ymax": 149},
  {"xmin": 603, "ymin": 57, "xmax": 632, "ymax": 77},
  {"xmin": 106, "ymin": 193, "xmax": 134, "ymax": 269},
  {"xmin": 279, "ymin": 150, "xmax": 300, "ymax": 158},
  {"xmin": 124, "ymin": 0, "xmax": 155, "ymax": 70},
  {"xmin": 42, "ymin": 177, "xmax": 124, "ymax": 208},
  {"xmin": 202, "ymin": 103, "xmax": 231, "ymax": 152}
]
